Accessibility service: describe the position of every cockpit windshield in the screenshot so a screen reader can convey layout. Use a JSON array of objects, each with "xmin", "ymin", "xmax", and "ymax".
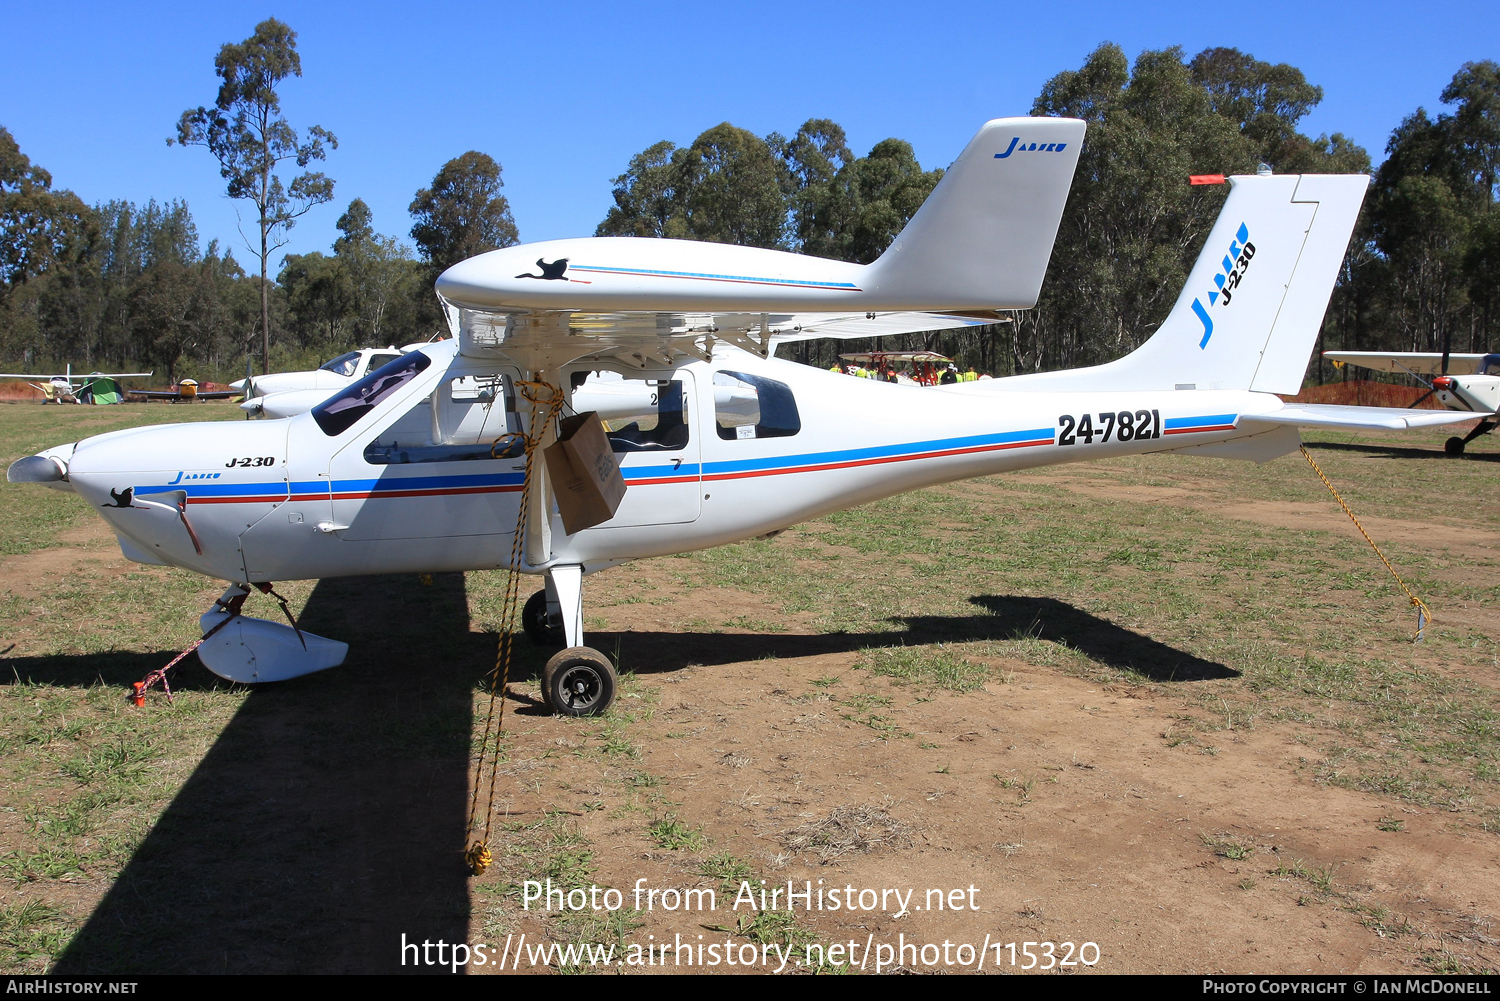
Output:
[
  {"xmin": 312, "ymin": 352, "xmax": 431, "ymax": 436},
  {"xmin": 319, "ymin": 351, "xmax": 363, "ymax": 377},
  {"xmin": 1480, "ymin": 354, "xmax": 1500, "ymax": 376}
]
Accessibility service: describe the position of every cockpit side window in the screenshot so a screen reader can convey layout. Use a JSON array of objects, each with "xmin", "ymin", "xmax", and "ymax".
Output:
[
  {"xmin": 572, "ymin": 371, "xmax": 691, "ymax": 453},
  {"xmin": 714, "ymin": 371, "xmax": 800, "ymax": 440},
  {"xmin": 319, "ymin": 351, "xmax": 362, "ymax": 377},
  {"xmin": 313, "ymin": 351, "xmax": 431, "ymax": 436},
  {"xmin": 363, "ymin": 374, "xmax": 523, "ymax": 464}
]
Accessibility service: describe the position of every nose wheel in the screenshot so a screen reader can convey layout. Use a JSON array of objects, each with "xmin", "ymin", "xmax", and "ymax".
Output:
[
  {"xmin": 1446, "ymin": 419, "xmax": 1496, "ymax": 457},
  {"xmin": 542, "ymin": 647, "xmax": 618, "ymax": 717},
  {"xmin": 522, "ymin": 588, "xmax": 566, "ymax": 646}
]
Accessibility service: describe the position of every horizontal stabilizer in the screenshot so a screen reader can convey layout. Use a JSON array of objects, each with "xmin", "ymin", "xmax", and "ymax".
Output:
[{"xmin": 1242, "ymin": 403, "xmax": 1492, "ymax": 431}]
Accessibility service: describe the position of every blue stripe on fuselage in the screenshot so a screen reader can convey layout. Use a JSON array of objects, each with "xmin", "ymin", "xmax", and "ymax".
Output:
[
  {"xmin": 136, "ymin": 425, "xmax": 1061, "ymax": 501},
  {"xmin": 1164, "ymin": 413, "xmax": 1237, "ymax": 430}
]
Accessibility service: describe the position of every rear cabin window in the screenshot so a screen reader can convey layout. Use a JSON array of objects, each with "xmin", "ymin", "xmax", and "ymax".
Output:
[
  {"xmin": 714, "ymin": 371, "xmax": 800, "ymax": 440},
  {"xmin": 573, "ymin": 373, "xmax": 690, "ymax": 453},
  {"xmin": 363, "ymin": 374, "xmax": 523, "ymax": 464},
  {"xmin": 313, "ymin": 352, "xmax": 431, "ymax": 436}
]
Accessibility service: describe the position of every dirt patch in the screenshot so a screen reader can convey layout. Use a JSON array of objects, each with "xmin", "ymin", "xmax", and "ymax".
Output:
[
  {"xmin": 1014, "ymin": 473, "xmax": 1500, "ymax": 551},
  {"xmin": 462, "ymin": 631, "xmax": 1500, "ymax": 974},
  {"xmin": 0, "ymin": 519, "xmax": 133, "ymax": 602}
]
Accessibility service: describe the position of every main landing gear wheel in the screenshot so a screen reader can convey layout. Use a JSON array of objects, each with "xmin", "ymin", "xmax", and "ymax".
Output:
[
  {"xmin": 1446, "ymin": 436, "xmax": 1466, "ymax": 456},
  {"xmin": 542, "ymin": 647, "xmax": 617, "ymax": 717},
  {"xmin": 522, "ymin": 589, "xmax": 565, "ymax": 646}
]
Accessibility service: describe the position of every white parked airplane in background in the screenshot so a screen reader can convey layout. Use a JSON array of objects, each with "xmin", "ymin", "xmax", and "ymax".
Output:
[
  {"xmin": 234, "ymin": 346, "xmax": 412, "ymax": 418},
  {"xmin": 1322, "ymin": 351, "xmax": 1500, "ymax": 455},
  {"xmin": 10, "ymin": 117, "xmax": 1484, "ymax": 716}
]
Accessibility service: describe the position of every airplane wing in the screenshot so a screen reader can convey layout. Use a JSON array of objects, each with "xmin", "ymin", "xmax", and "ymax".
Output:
[
  {"xmin": 0, "ymin": 371, "xmax": 153, "ymax": 379},
  {"xmin": 129, "ymin": 389, "xmax": 240, "ymax": 400},
  {"xmin": 1322, "ymin": 351, "xmax": 1494, "ymax": 376},
  {"xmin": 453, "ymin": 308, "xmax": 1004, "ymax": 368},
  {"xmin": 1241, "ymin": 403, "xmax": 1492, "ymax": 431}
]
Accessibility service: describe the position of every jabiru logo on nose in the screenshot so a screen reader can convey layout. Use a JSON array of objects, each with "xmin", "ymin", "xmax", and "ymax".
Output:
[{"xmin": 994, "ymin": 137, "xmax": 1069, "ymax": 159}]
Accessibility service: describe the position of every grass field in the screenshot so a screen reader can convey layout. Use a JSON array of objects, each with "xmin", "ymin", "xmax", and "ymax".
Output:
[{"xmin": 1, "ymin": 401, "xmax": 1498, "ymax": 974}]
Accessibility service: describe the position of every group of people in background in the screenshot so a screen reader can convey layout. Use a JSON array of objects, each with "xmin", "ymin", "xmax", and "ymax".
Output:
[{"xmin": 829, "ymin": 362, "xmax": 989, "ymax": 386}]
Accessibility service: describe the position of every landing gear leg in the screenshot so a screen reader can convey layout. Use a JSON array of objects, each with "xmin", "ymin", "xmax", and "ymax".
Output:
[
  {"xmin": 1446, "ymin": 419, "xmax": 1496, "ymax": 457},
  {"xmin": 545, "ymin": 565, "xmax": 584, "ymax": 648}
]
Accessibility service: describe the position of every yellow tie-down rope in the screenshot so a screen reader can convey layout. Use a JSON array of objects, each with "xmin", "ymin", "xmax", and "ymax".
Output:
[
  {"xmin": 466, "ymin": 379, "xmax": 566, "ymax": 876},
  {"xmin": 1299, "ymin": 445, "xmax": 1430, "ymax": 643}
]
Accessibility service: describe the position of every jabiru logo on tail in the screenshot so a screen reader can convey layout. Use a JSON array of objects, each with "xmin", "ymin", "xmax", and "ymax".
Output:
[
  {"xmin": 1193, "ymin": 222, "xmax": 1256, "ymax": 349},
  {"xmin": 994, "ymin": 137, "xmax": 1070, "ymax": 158}
]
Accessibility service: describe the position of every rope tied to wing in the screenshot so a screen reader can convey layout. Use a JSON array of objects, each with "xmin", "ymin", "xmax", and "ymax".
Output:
[
  {"xmin": 1299, "ymin": 445, "xmax": 1431, "ymax": 643},
  {"xmin": 465, "ymin": 379, "xmax": 566, "ymax": 876}
]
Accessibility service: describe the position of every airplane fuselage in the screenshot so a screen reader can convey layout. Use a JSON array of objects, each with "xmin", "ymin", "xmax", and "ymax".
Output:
[{"xmin": 54, "ymin": 340, "xmax": 1286, "ymax": 585}]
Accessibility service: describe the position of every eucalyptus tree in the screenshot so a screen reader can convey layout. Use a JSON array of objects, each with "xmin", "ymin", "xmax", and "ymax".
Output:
[
  {"xmin": 409, "ymin": 152, "xmax": 519, "ymax": 273},
  {"xmin": 1369, "ymin": 61, "xmax": 1500, "ymax": 358},
  {"xmin": 171, "ymin": 18, "xmax": 337, "ymax": 374},
  {"xmin": 0, "ymin": 126, "xmax": 90, "ymax": 301}
]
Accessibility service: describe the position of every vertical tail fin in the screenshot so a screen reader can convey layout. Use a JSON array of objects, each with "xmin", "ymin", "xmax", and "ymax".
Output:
[
  {"xmin": 865, "ymin": 117, "xmax": 1085, "ymax": 310},
  {"xmin": 987, "ymin": 173, "xmax": 1368, "ymax": 393}
]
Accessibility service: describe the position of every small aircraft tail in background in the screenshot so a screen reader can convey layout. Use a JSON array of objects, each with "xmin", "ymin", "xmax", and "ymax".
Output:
[{"xmin": 982, "ymin": 172, "xmax": 1370, "ymax": 394}]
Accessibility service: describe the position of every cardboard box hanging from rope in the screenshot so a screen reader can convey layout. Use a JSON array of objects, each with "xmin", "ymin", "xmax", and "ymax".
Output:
[{"xmin": 544, "ymin": 412, "xmax": 628, "ymax": 534}]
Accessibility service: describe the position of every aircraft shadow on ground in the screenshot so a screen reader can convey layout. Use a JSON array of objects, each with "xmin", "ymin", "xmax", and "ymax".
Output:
[
  {"xmin": 1304, "ymin": 439, "xmax": 1500, "ymax": 462},
  {"xmin": 583, "ymin": 593, "xmax": 1235, "ymax": 684},
  {"xmin": 38, "ymin": 573, "xmax": 487, "ymax": 975}
]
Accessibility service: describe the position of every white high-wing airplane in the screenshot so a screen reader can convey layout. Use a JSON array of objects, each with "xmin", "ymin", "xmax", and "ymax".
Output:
[
  {"xmin": 1321, "ymin": 351, "xmax": 1500, "ymax": 455},
  {"xmin": 234, "ymin": 346, "xmax": 413, "ymax": 418},
  {"xmin": 9, "ymin": 117, "xmax": 1485, "ymax": 716}
]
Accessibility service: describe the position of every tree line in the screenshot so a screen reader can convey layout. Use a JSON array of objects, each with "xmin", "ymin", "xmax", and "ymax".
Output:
[{"xmin": 1, "ymin": 25, "xmax": 1496, "ymax": 385}]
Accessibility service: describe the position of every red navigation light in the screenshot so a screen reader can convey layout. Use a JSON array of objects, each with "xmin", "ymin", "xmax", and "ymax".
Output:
[{"xmin": 1189, "ymin": 175, "xmax": 1227, "ymax": 185}]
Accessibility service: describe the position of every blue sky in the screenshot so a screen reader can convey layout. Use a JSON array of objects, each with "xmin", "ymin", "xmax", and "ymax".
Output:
[{"xmin": 2, "ymin": 1, "xmax": 1494, "ymax": 268}]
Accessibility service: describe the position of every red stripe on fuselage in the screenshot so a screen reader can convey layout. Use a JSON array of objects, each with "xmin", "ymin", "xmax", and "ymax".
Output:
[
  {"xmin": 1163, "ymin": 424, "xmax": 1237, "ymax": 435},
  {"xmin": 702, "ymin": 436, "xmax": 1054, "ymax": 482}
]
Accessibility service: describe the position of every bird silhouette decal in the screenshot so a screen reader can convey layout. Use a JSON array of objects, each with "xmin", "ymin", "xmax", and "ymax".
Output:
[
  {"xmin": 104, "ymin": 487, "xmax": 139, "ymax": 509},
  {"xmin": 516, "ymin": 258, "xmax": 570, "ymax": 280}
]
